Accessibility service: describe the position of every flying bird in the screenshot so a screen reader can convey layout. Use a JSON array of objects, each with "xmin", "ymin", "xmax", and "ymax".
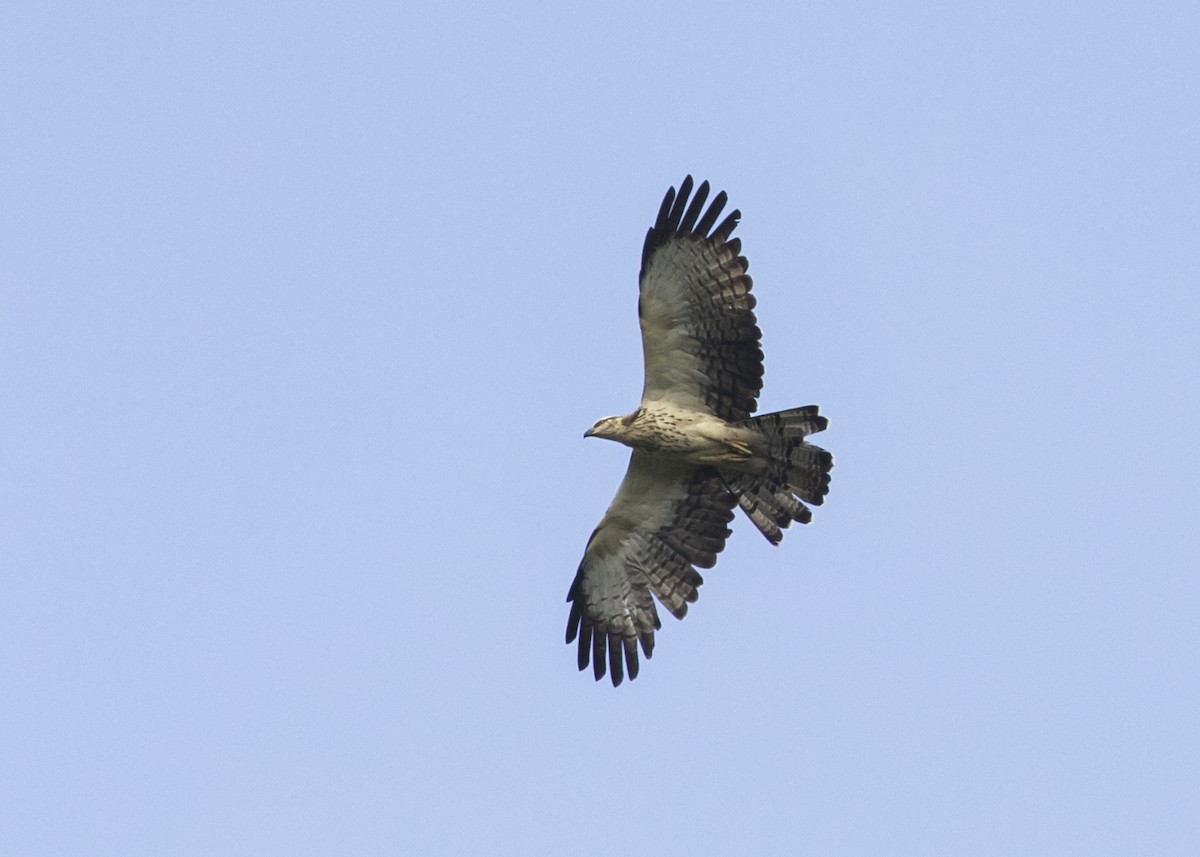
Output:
[{"xmin": 565, "ymin": 176, "xmax": 833, "ymax": 686}]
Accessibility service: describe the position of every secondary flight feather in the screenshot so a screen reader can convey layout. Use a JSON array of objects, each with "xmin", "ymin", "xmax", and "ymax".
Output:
[{"xmin": 565, "ymin": 176, "xmax": 834, "ymax": 686}]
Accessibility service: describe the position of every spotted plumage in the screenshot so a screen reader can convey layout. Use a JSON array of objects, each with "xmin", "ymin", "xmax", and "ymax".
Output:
[{"xmin": 566, "ymin": 176, "xmax": 833, "ymax": 686}]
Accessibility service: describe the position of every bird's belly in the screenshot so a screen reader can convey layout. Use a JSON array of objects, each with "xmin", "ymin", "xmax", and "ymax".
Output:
[{"xmin": 630, "ymin": 410, "xmax": 755, "ymax": 464}]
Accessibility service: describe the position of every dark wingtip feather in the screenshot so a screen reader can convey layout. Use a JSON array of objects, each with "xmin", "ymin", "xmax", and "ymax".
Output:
[
  {"xmin": 624, "ymin": 637, "xmax": 640, "ymax": 681},
  {"xmin": 591, "ymin": 629, "xmax": 605, "ymax": 681},
  {"xmin": 653, "ymin": 186, "xmax": 676, "ymax": 233},
  {"xmin": 694, "ymin": 190, "xmax": 728, "ymax": 236},
  {"xmin": 609, "ymin": 634, "xmax": 624, "ymax": 687},
  {"xmin": 576, "ymin": 620, "xmax": 591, "ymax": 671},
  {"xmin": 640, "ymin": 632, "xmax": 655, "ymax": 660},
  {"xmin": 677, "ymin": 180, "xmax": 710, "ymax": 234},
  {"xmin": 665, "ymin": 176, "xmax": 693, "ymax": 234},
  {"xmin": 713, "ymin": 209, "xmax": 741, "ymax": 241},
  {"xmin": 565, "ymin": 603, "xmax": 579, "ymax": 644}
]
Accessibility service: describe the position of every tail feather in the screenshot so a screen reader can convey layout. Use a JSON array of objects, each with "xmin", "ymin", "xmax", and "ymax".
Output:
[{"xmin": 723, "ymin": 406, "xmax": 832, "ymax": 544}]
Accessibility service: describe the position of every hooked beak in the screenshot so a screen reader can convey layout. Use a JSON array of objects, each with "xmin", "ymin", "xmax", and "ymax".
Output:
[{"xmin": 583, "ymin": 427, "xmax": 595, "ymax": 438}]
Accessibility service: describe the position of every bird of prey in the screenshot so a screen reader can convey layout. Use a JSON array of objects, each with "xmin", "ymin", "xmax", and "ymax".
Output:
[{"xmin": 565, "ymin": 176, "xmax": 833, "ymax": 686}]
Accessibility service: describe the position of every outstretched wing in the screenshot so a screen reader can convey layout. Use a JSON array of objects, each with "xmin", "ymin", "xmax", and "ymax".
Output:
[
  {"xmin": 638, "ymin": 176, "xmax": 764, "ymax": 421},
  {"xmin": 565, "ymin": 451, "xmax": 737, "ymax": 686}
]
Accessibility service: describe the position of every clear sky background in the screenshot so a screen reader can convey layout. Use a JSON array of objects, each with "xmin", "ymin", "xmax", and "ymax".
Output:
[{"xmin": 3, "ymin": 2, "xmax": 1198, "ymax": 855}]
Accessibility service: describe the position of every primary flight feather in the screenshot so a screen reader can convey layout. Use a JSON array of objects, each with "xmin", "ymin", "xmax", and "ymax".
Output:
[{"xmin": 565, "ymin": 176, "xmax": 834, "ymax": 686}]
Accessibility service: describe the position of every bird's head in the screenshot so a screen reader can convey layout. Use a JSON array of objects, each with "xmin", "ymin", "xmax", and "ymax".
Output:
[{"xmin": 584, "ymin": 415, "xmax": 626, "ymax": 442}]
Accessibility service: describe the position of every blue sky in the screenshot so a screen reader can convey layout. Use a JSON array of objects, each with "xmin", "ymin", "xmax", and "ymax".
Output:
[{"xmin": 3, "ymin": 2, "xmax": 1198, "ymax": 854}]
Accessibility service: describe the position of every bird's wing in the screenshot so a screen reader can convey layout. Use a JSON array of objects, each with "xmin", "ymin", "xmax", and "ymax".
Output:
[
  {"xmin": 638, "ymin": 176, "xmax": 764, "ymax": 421},
  {"xmin": 565, "ymin": 450, "xmax": 736, "ymax": 686}
]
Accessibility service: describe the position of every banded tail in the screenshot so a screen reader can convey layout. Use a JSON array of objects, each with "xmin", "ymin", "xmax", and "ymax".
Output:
[{"xmin": 722, "ymin": 405, "xmax": 833, "ymax": 544}]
